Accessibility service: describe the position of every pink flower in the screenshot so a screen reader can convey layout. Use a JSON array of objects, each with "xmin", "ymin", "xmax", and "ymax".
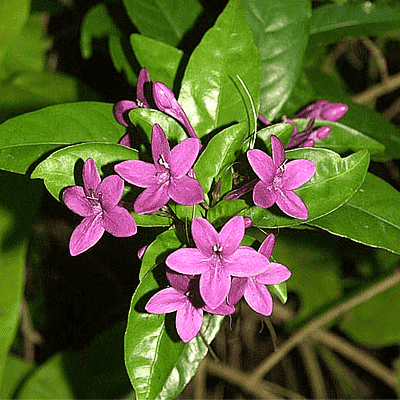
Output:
[
  {"xmin": 247, "ymin": 135, "xmax": 316, "ymax": 219},
  {"xmin": 63, "ymin": 158, "xmax": 137, "ymax": 256},
  {"xmin": 228, "ymin": 234, "xmax": 291, "ymax": 316},
  {"xmin": 294, "ymin": 100, "xmax": 348, "ymax": 121},
  {"xmin": 145, "ymin": 269, "xmax": 234, "ymax": 342},
  {"xmin": 115, "ymin": 124, "xmax": 203, "ymax": 214},
  {"xmin": 166, "ymin": 216, "xmax": 270, "ymax": 309}
]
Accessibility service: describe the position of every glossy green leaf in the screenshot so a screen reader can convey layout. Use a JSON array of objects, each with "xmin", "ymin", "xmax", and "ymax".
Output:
[
  {"xmin": 122, "ymin": 0, "xmax": 203, "ymax": 47},
  {"xmin": 194, "ymin": 122, "xmax": 247, "ymax": 196},
  {"xmin": 242, "ymin": 148, "xmax": 370, "ymax": 228},
  {"xmin": 132, "ymin": 212, "xmax": 172, "ymax": 227},
  {"xmin": 243, "ymin": 0, "xmax": 311, "ymax": 120},
  {"xmin": 256, "ymin": 122, "xmax": 294, "ymax": 150},
  {"xmin": 178, "ymin": 0, "xmax": 261, "ymax": 138},
  {"xmin": 0, "ymin": 173, "xmax": 42, "ymax": 389},
  {"xmin": 0, "ymin": 102, "xmax": 125, "ymax": 174},
  {"xmin": 130, "ymin": 34, "xmax": 183, "ymax": 88},
  {"xmin": 125, "ymin": 271, "xmax": 224, "ymax": 400},
  {"xmin": 208, "ymin": 199, "xmax": 248, "ymax": 227},
  {"xmin": 310, "ymin": 2, "xmax": 400, "ymax": 47},
  {"xmin": 292, "ymin": 118, "xmax": 385, "ymax": 155},
  {"xmin": 0, "ymin": 0, "xmax": 30, "ymax": 65},
  {"xmin": 31, "ymin": 142, "xmax": 138, "ymax": 200},
  {"xmin": 139, "ymin": 229, "xmax": 181, "ymax": 280},
  {"xmin": 268, "ymin": 282, "xmax": 288, "ymax": 304},
  {"xmin": 310, "ymin": 173, "xmax": 400, "ymax": 255},
  {"xmin": 1, "ymin": 354, "xmax": 33, "ymax": 399}
]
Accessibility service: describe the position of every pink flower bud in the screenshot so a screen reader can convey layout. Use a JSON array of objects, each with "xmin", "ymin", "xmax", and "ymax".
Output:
[
  {"xmin": 138, "ymin": 246, "xmax": 148, "ymax": 260},
  {"xmin": 312, "ymin": 125, "xmax": 331, "ymax": 140},
  {"xmin": 320, "ymin": 103, "xmax": 348, "ymax": 122},
  {"xmin": 244, "ymin": 217, "xmax": 252, "ymax": 228}
]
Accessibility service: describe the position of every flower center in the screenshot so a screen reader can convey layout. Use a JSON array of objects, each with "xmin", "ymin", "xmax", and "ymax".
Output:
[{"xmin": 158, "ymin": 154, "xmax": 170, "ymax": 169}]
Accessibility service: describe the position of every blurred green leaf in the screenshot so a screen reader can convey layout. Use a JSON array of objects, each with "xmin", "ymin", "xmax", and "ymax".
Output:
[
  {"xmin": 242, "ymin": 148, "xmax": 370, "ymax": 228},
  {"xmin": 243, "ymin": 0, "xmax": 311, "ymax": 120},
  {"xmin": 122, "ymin": 0, "xmax": 203, "ymax": 47},
  {"xmin": 0, "ymin": 102, "xmax": 125, "ymax": 174},
  {"xmin": 178, "ymin": 0, "xmax": 261, "ymax": 138},
  {"xmin": 310, "ymin": 173, "xmax": 400, "ymax": 255},
  {"xmin": 31, "ymin": 142, "xmax": 138, "ymax": 200},
  {"xmin": 125, "ymin": 271, "xmax": 224, "ymax": 400},
  {"xmin": 1, "ymin": 354, "xmax": 33, "ymax": 399}
]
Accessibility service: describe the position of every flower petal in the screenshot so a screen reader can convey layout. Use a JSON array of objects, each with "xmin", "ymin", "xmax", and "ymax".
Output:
[
  {"xmin": 168, "ymin": 175, "xmax": 203, "ymax": 205},
  {"xmin": 227, "ymin": 276, "xmax": 247, "ymax": 306},
  {"xmin": 136, "ymin": 67, "xmax": 150, "ymax": 108},
  {"xmin": 200, "ymin": 266, "xmax": 231, "ymax": 309},
  {"xmin": 83, "ymin": 158, "xmax": 101, "ymax": 197},
  {"xmin": 134, "ymin": 184, "xmax": 169, "ymax": 214},
  {"xmin": 244, "ymin": 279, "xmax": 273, "ymax": 316},
  {"xmin": 151, "ymin": 124, "xmax": 171, "ymax": 172},
  {"xmin": 247, "ymin": 149, "xmax": 275, "ymax": 184},
  {"xmin": 226, "ymin": 247, "xmax": 270, "ymax": 277},
  {"xmin": 115, "ymin": 160, "xmax": 157, "ymax": 188},
  {"xmin": 219, "ymin": 216, "xmax": 244, "ymax": 257},
  {"xmin": 258, "ymin": 233, "xmax": 275, "ymax": 259},
  {"xmin": 97, "ymin": 175, "xmax": 124, "ymax": 210},
  {"xmin": 270, "ymin": 135, "xmax": 285, "ymax": 169},
  {"xmin": 281, "ymin": 159, "xmax": 316, "ymax": 190},
  {"xmin": 166, "ymin": 269, "xmax": 191, "ymax": 293},
  {"xmin": 63, "ymin": 186, "xmax": 94, "ymax": 217},
  {"xmin": 69, "ymin": 215, "xmax": 104, "ymax": 256},
  {"xmin": 204, "ymin": 301, "xmax": 235, "ymax": 315},
  {"xmin": 166, "ymin": 248, "xmax": 208, "ymax": 275},
  {"xmin": 145, "ymin": 287, "xmax": 187, "ymax": 314},
  {"xmin": 256, "ymin": 263, "xmax": 291, "ymax": 285},
  {"xmin": 103, "ymin": 206, "xmax": 137, "ymax": 237},
  {"xmin": 170, "ymin": 138, "xmax": 200, "ymax": 178},
  {"xmin": 176, "ymin": 302, "xmax": 203, "ymax": 342},
  {"xmin": 252, "ymin": 180, "xmax": 277, "ymax": 209},
  {"xmin": 276, "ymin": 189, "xmax": 309, "ymax": 219},
  {"xmin": 191, "ymin": 218, "xmax": 219, "ymax": 257},
  {"xmin": 113, "ymin": 100, "xmax": 138, "ymax": 126}
]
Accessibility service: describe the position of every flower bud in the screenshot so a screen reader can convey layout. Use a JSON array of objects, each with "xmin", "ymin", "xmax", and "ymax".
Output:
[
  {"xmin": 244, "ymin": 217, "xmax": 252, "ymax": 228},
  {"xmin": 113, "ymin": 100, "xmax": 138, "ymax": 126},
  {"xmin": 320, "ymin": 103, "xmax": 348, "ymax": 122}
]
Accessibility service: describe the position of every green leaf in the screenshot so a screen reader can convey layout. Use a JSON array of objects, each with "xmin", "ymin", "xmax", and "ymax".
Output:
[
  {"xmin": 132, "ymin": 212, "xmax": 172, "ymax": 227},
  {"xmin": 310, "ymin": 2, "xmax": 400, "ymax": 47},
  {"xmin": 178, "ymin": 0, "xmax": 261, "ymax": 138},
  {"xmin": 268, "ymin": 282, "xmax": 288, "ymax": 304},
  {"xmin": 208, "ymin": 199, "xmax": 248, "ymax": 227},
  {"xmin": 243, "ymin": 0, "xmax": 311, "ymax": 120},
  {"xmin": 310, "ymin": 173, "xmax": 400, "ymax": 255},
  {"xmin": 0, "ymin": 0, "xmax": 30, "ymax": 65},
  {"xmin": 0, "ymin": 102, "xmax": 125, "ymax": 174},
  {"xmin": 1, "ymin": 354, "xmax": 33, "ymax": 399},
  {"xmin": 139, "ymin": 229, "xmax": 181, "ymax": 280},
  {"xmin": 130, "ymin": 34, "xmax": 183, "ymax": 88},
  {"xmin": 194, "ymin": 122, "xmax": 247, "ymax": 195},
  {"xmin": 256, "ymin": 122, "xmax": 294, "ymax": 150},
  {"xmin": 122, "ymin": 0, "xmax": 203, "ymax": 47},
  {"xmin": 242, "ymin": 148, "xmax": 370, "ymax": 228},
  {"xmin": 292, "ymin": 118, "xmax": 385, "ymax": 155},
  {"xmin": 0, "ymin": 172, "xmax": 42, "ymax": 389},
  {"xmin": 31, "ymin": 142, "xmax": 138, "ymax": 200},
  {"xmin": 125, "ymin": 271, "xmax": 224, "ymax": 400}
]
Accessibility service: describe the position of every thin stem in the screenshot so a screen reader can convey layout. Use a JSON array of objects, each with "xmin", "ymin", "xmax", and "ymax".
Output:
[{"xmin": 20, "ymin": 296, "xmax": 42, "ymax": 361}]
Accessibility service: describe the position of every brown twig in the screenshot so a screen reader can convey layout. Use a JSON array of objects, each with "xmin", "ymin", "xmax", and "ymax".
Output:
[{"xmin": 359, "ymin": 37, "xmax": 389, "ymax": 83}]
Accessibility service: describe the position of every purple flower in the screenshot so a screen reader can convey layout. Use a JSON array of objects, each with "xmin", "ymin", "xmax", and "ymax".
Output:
[
  {"xmin": 145, "ymin": 269, "xmax": 234, "ymax": 342},
  {"xmin": 166, "ymin": 216, "xmax": 270, "ymax": 309},
  {"xmin": 228, "ymin": 234, "xmax": 291, "ymax": 316},
  {"xmin": 115, "ymin": 124, "xmax": 203, "ymax": 214},
  {"xmin": 247, "ymin": 135, "xmax": 316, "ymax": 220},
  {"xmin": 63, "ymin": 158, "xmax": 137, "ymax": 256},
  {"xmin": 294, "ymin": 100, "xmax": 348, "ymax": 121}
]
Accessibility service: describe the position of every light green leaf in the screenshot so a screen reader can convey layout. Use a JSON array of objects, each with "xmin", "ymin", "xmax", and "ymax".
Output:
[{"xmin": 1, "ymin": 354, "xmax": 33, "ymax": 399}]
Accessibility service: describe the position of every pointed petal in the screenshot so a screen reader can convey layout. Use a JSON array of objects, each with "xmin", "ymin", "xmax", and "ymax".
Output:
[
  {"xmin": 258, "ymin": 234, "xmax": 275, "ymax": 259},
  {"xmin": 256, "ymin": 263, "xmax": 291, "ymax": 285},
  {"xmin": 219, "ymin": 216, "xmax": 244, "ymax": 257},
  {"xmin": 276, "ymin": 189, "xmax": 309, "ymax": 219},
  {"xmin": 119, "ymin": 133, "xmax": 131, "ymax": 147},
  {"xmin": 113, "ymin": 100, "xmax": 138, "ymax": 126},
  {"xmin": 200, "ymin": 266, "xmax": 231, "ymax": 309},
  {"xmin": 281, "ymin": 159, "xmax": 316, "ymax": 190},
  {"xmin": 168, "ymin": 175, "xmax": 203, "ymax": 205},
  {"xmin": 115, "ymin": 160, "xmax": 157, "ymax": 188},
  {"xmin": 166, "ymin": 248, "xmax": 208, "ymax": 275},
  {"xmin": 145, "ymin": 287, "xmax": 187, "ymax": 314},
  {"xmin": 170, "ymin": 138, "xmax": 200, "ymax": 178},
  {"xmin": 63, "ymin": 186, "xmax": 94, "ymax": 217},
  {"xmin": 252, "ymin": 180, "xmax": 277, "ymax": 209},
  {"xmin": 176, "ymin": 302, "xmax": 203, "ymax": 342},
  {"xmin": 83, "ymin": 158, "xmax": 101, "ymax": 196},
  {"xmin": 103, "ymin": 206, "xmax": 137, "ymax": 237},
  {"xmin": 191, "ymin": 218, "xmax": 219, "ymax": 257},
  {"xmin": 227, "ymin": 277, "xmax": 247, "ymax": 305},
  {"xmin": 226, "ymin": 247, "xmax": 270, "ymax": 277},
  {"xmin": 137, "ymin": 67, "xmax": 151, "ymax": 108},
  {"xmin": 97, "ymin": 175, "xmax": 124, "ymax": 209},
  {"xmin": 134, "ymin": 185, "xmax": 169, "ymax": 214},
  {"xmin": 69, "ymin": 215, "xmax": 104, "ymax": 256},
  {"xmin": 247, "ymin": 149, "xmax": 275, "ymax": 184},
  {"xmin": 244, "ymin": 280, "xmax": 273, "ymax": 316},
  {"xmin": 166, "ymin": 269, "xmax": 191, "ymax": 292},
  {"xmin": 270, "ymin": 135, "xmax": 286, "ymax": 168},
  {"xmin": 151, "ymin": 124, "xmax": 171, "ymax": 171}
]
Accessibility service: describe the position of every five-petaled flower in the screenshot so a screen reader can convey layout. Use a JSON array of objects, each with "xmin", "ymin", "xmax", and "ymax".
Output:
[
  {"xmin": 115, "ymin": 124, "xmax": 203, "ymax": 214},
  {"xmin": 145, "ymin": 269, "xmax": 234, "ymax": 342},
  {"xmin": 166, "ymin": 216, "xmax": 270, "ymax": 309},
  {"xmin": 228, "ymin": 234, "xmax": 291, "ymax": 316},
  {"xmin": 247, "ymin": 135, "xmax": 316, "ymax": 220},
  {"xmin": 63, "ymin": 158, "xmax": 137, "ymax": 256}
]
